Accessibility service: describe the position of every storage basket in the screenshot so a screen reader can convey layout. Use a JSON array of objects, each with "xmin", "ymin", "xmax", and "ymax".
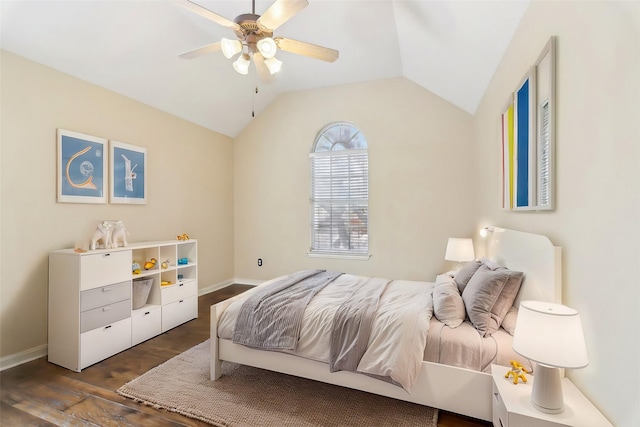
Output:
[{"xmin": 132, "ymin": 278, "xmax": 153, "ymax": 309}]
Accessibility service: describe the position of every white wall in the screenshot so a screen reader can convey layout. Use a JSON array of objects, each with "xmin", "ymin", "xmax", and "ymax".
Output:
[
  {"xmin": 473, "ymin": 2, "xmax": 640, "ymax": 426},
  {"xmin": 233, "ymin": 77, "xmax": 477, "ymax": 282},
  {"xmin": 0, "ymin": 51, "xmax": 235, "ymax": 361}
]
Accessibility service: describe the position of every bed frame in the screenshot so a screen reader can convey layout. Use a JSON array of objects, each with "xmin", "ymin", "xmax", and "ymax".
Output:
[{"xmin": 209, "ymin": 227, "xmax": 561, "ymax": 421}]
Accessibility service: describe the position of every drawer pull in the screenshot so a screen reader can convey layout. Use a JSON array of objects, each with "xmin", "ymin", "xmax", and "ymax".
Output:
[
  {"xmin": 144, "ymin": 311, "xmax": 150, "ymax": 315},
  {"xmin": 179, "ymin": 299, "xmax": 184, "ymax": 303},
  {"xmin": 103, "ymin": 307, "xmax": 112, "ymax": 312},
  {"xmin": 105, "ymin": 325, "xmax": 112, "ymax": 329},
  {"xmin": 102, "ymin": 287, "xmax": 112, "ymax": 292},
  {"xmin": 104, "ymin": 253, "xmax": 111, "ymax": 257},
  {"xmin": 179, "ymin": 283, "xmax": 184, "ymax": 287}
]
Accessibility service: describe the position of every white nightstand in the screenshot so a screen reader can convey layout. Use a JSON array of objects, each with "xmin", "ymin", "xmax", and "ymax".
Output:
[{"xmin": 491, "ymin": 365, "xmax": 612, "ymax": 427}]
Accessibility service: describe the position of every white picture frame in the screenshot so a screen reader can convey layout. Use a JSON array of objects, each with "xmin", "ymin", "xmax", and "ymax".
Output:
[
  {"xmin": 109, "ymin": 140, "xmax": 147, "ymax": 204},
  {"xmin": 57, "ymin": 129, "xmax": 108, "ymax": 204}
]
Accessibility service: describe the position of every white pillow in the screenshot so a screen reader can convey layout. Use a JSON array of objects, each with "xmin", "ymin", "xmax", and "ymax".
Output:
[{"xmin": 433, "ymin": 275, "xmax": 466, "ymax": 328}]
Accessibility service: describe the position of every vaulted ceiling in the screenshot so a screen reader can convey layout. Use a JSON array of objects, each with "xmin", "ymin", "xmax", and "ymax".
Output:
[{"xmin": 1, "ymin": 0, "xmax": 529, "ymax": 137}]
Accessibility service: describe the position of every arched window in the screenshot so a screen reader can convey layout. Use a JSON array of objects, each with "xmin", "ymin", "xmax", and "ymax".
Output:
[{"xmin": 309, "ymin": 122, "xmax": 369, "ymax": 257}]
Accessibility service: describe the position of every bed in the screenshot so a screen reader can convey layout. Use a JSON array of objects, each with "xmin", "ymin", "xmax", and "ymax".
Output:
[{"xmin": 209, "ymin": 227, "xmax": 561, "ymax": 421}]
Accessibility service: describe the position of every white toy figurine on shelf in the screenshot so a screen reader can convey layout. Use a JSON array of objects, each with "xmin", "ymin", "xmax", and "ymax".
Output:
[
  {"xmin": 110, "ymin": 220, "xmax": 128, "ymax": 248},
  {"xmin": 89, "ymin": 220, "xmax": 128, "ymax": 250}
]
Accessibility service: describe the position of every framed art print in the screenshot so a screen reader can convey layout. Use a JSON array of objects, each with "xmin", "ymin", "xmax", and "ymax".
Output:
[
  {"xmin": 110, "ymin": 140, "xmax": 147, "ymax": 204},
  {"xmin": 57, "ymin": 129, "xmax": 107, "ymax": 204},
  {"xmin": 500, "ymin": 36, "xmax": 555, "ymax": 211}
]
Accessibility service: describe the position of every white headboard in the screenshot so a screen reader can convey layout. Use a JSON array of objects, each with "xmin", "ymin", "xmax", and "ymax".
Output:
[{"xmin": 485, "ymin": 227, "xmax": 562, "ymax": 305}]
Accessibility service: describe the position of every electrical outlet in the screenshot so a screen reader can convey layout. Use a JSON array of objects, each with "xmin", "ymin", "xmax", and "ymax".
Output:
[{"xmin": 258, "ymin": 258, "xmax": 262, "ymax": 267}]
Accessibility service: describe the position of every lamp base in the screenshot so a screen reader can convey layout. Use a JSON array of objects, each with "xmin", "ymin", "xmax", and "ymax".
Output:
[{"xmin": 531, "ymin": 364, "xmax": 564, "ymax": 414}]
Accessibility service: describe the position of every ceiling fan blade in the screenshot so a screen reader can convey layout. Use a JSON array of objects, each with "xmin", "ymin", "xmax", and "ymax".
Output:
[
  {"xmin": 275, "ymin": 37, "xmax": 339, "ymax": 63},
  {"xmin": 175, "ymin": 0, "xmax": 241, "ymax": 32},
  {"xmin": 178, "ymin": 41, "xmax": 222, "ymax": 59},
  {"xmin": 253, "ymin": 53, "xmax": 275, "ymax": 84},
  {"xmin": 258, "ymin": 0, "xmax": 308, "ymax": 31}
]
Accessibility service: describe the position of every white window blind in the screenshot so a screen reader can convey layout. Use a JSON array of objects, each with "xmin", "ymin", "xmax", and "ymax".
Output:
[{"xmin": 310, "ymin": 149, "xmax": 368, "ymax": 255}]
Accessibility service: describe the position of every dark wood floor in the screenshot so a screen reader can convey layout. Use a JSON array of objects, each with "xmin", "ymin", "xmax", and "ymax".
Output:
[{"xmin": 1, "ymin": 284, "xmax": 490, "ymax": 426}]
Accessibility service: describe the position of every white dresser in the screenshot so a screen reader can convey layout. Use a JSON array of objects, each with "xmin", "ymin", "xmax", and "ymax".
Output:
[{"xmin": 48, "ymin": 240, "xmax": 198, "ymax": 371}]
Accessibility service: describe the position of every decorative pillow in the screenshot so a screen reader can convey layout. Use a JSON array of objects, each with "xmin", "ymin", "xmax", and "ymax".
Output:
[
  {"xmin": 433, "ymin": 275, "xmax": 465, "ymax": 328},
  {"xmin": 480, "ymin": 257, "xmax": 501, "ymax": 270},
  {"xmin": 453, "ymin": 260, "xmax": 482, "ymax": 293},
  {"xmin": 461, "ymin": 265, "xmax": 524, "ymax": 336},
  {"xmin": 501, "ymin": 305, "xmax": 518, "ymax": 335}
]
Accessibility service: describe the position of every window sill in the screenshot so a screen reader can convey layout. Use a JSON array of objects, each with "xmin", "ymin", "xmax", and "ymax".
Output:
[{"xmin": 307, "ymin": 252, "xmax": 371, "ymax": 261}]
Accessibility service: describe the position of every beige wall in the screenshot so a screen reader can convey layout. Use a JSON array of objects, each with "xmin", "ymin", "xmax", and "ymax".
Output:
[
  {"xmin": 473, "ymin": 2, "xmax": 640, "ymax": 425},
  {"xmin": 233, "ymin": 78, "xmax": 477, "ymax": 282},
  {"xmin": 0, "ymin": 51, "xmax": 234, "ymax": 359}
]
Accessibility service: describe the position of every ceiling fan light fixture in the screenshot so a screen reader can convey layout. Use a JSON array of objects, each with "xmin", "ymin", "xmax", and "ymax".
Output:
[
  {"xmin": 233, "ymin": 53, "xmax": 251, "ymax": 75},
  {"xmin": 264, "ymin": 56, "xmax": 282, "ymax": 75},
  {"xmin": 221, "ymin": 38, "xmax": 243, "ymax": 59},
  {"xmin": 256, "ymin": 37, "xmax": 277, "ymax": 59}
]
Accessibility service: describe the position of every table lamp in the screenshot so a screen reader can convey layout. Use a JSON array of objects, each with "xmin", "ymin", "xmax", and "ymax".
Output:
[
  {"xmin": 512, "ymin": 300, "xmax": 589, "ymax": 414},
  {"xmin": 445, "ymin": 237, "xmax": 475, "ymax": 270}
]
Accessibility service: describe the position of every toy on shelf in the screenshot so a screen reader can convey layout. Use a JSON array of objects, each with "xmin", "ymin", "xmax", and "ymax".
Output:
[
  {"xmin": 505, "ymin": 360, "xmax": 529, "ymax": 384},
  {"xmin": 89, "ymin": 220, "xmax": 128, "ymax": 250},
  {"xmin": 144, "ymin": 258, "xmax": 157, "ymax": 270},
  {"xmin": 132, "ymin": 262, "xmax": 141, "ymax": 275},
  {"xmin": 161, "ymin": 280, "xmax": 173, "ymax": 286},
  {"xmin": 178, "ymin": 257, "xmax": 188, "ymax": 265},
  {"xmin": 177, "ymin": 233, "xmax": 189, "ymax": 241},
  {"xmin": 161, "ymin": 259, "xmax": 170, "ymax": 269}
]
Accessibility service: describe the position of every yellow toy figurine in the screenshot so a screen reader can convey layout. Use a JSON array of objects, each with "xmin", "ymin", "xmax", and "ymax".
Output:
[
  {"xmin": 177, "ymin": 233, "xmax": 189, "ymax": 241},
  {"xmin": 144, "ymin": 258, "xmax": 157, "ymax": 270},
  {"xmin": 505, "ymin": 360, "xmax": 528, "ymax": 384}
]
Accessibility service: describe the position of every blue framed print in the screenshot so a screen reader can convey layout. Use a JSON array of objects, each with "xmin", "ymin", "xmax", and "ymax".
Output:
[
  {"xmin": 110, "ymin": 140, "xmax": 147, "ymax": 204},
  {"xmin": 57, "ymin": 129, "xmax": 107, "ymax": 204}
]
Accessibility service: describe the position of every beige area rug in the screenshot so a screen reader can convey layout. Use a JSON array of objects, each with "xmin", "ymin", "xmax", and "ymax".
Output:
[{"xmin": 118, "ymin": 340, "xmax": 438, "ymax": 426}]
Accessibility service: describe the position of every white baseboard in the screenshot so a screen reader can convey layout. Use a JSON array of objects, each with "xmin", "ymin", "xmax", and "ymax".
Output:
[
  {"xmin": 198, "ymin": 278, "xmax": 235, "ymax": 296},
  {"xmin": 198, "ymin": 278, "xmax": 260, "ymax": 296},
  {"xmin": 0, "ymin": 344, "xmax": 47, "ymax": 372},
  {"xmin": 231, "ymin": 277, "xmax": 263, "ymax": 286}
]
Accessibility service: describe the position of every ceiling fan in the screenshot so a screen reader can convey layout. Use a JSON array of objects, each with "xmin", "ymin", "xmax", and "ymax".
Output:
[{"xmin": 177, "ymin": 0, "xmax": 339, "ymax": 82}]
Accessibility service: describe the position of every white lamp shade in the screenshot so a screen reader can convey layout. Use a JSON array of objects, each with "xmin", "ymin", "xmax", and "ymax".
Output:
[
  {"xmin": 513, "ymin": 300, "xmax": 589, "ymax": 369},
  {"xmin": 221, "ymin": 38, "xmax": 242, "ymax": 59},
  {"xmin": 233, "ymin": 54, "xmax": 250, "ymax": 75},
  {"xmin": 256, "ymin": 37, "xmax": 277, "ymax": 59},
  {"xmin": 264, "ymin": 56, "xmax": 282, "ymax": 74},
  {"xmin": 444, "ymin": 238, "xmax": 475, "ymax": 262}
]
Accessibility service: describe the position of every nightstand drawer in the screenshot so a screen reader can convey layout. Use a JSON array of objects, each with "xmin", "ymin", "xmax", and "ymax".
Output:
[
  {"xmin": 80, "ymin": 251, "xmax": 131, "ymax": 290},
  {"xmin": 80, "ymin": 280, "xmax": 131, "ymax": 311},
  {"xmin": 80, "ymin": 299, "xmax": 131, "ymax": 333},
  {"xmin": 493, "ymin": 381, "xmax": 508, "ymax": 427}
]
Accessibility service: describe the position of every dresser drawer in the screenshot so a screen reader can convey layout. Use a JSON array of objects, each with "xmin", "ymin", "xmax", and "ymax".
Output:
[
  {"xmin": 80, "ymin": 280, "xmax": 131, "ymax": 312},
  {"xmin": 132, "ymin": 305, "xmax": 161, "ymax": 346},
  {"xmin": 161, "ymin": 280, "xmax": 197, "ymax": 305},
  {"xmin": 80, "ymin": 299, "xmax": 131, "ymax": 333},
  {"xmin": 162, "ymin": 295, "xmax": 197, "ymax": 332},
  {"xmin": 80, "ymin": 251, "xmax": 131, "ymax": 290},
  {"xmin": 80, "ymin": 317, "xmax": 131, "ymax": 369}
]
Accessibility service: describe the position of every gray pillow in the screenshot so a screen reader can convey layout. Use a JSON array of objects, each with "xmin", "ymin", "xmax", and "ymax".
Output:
[
  {"xmin": 433, "ymin": 276, "xmax": 465, "ymax": 328},
  {"xmin": 461, "ymin": 265, "xmax": 524, "ymax": 336},
  {"xmin": 453, "ymin": 260, "xmax": 482, "ymax": 293}
]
